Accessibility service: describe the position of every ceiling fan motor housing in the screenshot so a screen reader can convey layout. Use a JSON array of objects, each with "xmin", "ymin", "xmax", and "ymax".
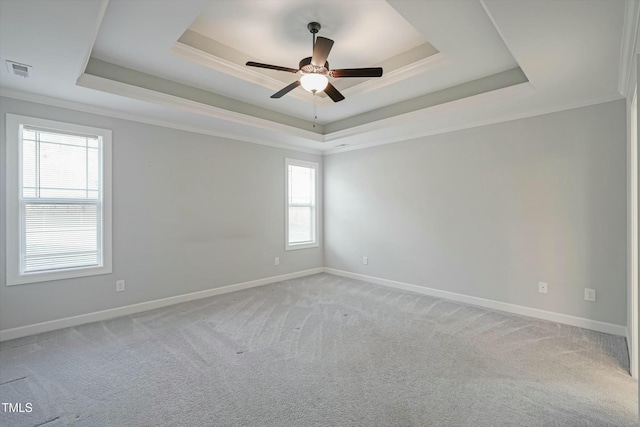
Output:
[
  {"xmin": 307, "ymin": 22, "xmax": 321, "ymax": 34},
  {"xmin": 299, "ymin": 57, "xmax": 329, "ymax": 75}
]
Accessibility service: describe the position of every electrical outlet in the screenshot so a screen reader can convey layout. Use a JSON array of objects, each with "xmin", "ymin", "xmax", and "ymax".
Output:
[
  {"xmin": 363, "ymin": 256, "xmax": 368, "ymax": 265},
  {"xmin": 584, "ymin": 288, "xmax": 596, "ymax": 302},
  {"xmin": 538, "ymin": 282, "xmax": 548, "ymax": 294},
  {"xmin": 116, "ymin": 280, "xmax": 125, "ymax": 292},
  {"xmin": 274, "ymin": 257, "xmax": 279, "ymax": 266}
]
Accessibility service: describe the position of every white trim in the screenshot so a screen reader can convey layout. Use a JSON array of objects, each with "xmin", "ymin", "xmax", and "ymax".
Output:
[
  {"xmin": 0, "ymin": 86, "xmax": 626, "ymax": 160},
  {"xmin": 0, "ymin": 265, "xmax": 627, "ymax": 341},
  {"xmin": 627, "ymin": 327, "xmax": 634, "ymax": 377},
  {"xmin": 171, "ymin": 33, "xmax": 445, "ymax": 106},
  {"xmin": 5, "ymin": 114, "xmax": 113, "ymax": 286},
  {"xmin": 323, "ymin": 92, "xmax": 624, "ymax": 155},
  {"xmin": 171, "ymin": 39, "xmax": 280, "ymax": 87},
  {"xmin": 619, "ymin": 0, "xmax": 640, "ymax": 97},
  {"xmin": 0, "ymin": 89, "xmax": 625, "ymax": 158},
  {"xmin": 285, "ymin": 158, "xmax": 320, "ymax": 251},
  {"xmin": 479, "ymin": 0, "xmax": 535, "ymax": 89},
  {"xmin": 0, "ymin": 89, "xmax": 323, "ymax": 156},
  {"xmin": 170, "ymin": 39, "xmax": 323, "ymax": 106},
  {"xmin": 324, "ymin": 74, "xmax": 534, "ymax": 144},
  {"xmin": 77, "ymin": 0, "xmax": 109, "ymax": 77},
  {"xmin": 0, "ymin": 268, "xmax": 323, "ymax": 342},
  {"xmin": 76, "ymin": 73, "xmax": 324, "ymax": 142},
  {"xmin": 630, "ymin": 85, "xmax": 639, "ymax": 378},
  {"xmin": 323, "ymin": 268, "xmax": 627, "ymax": 337},
  {"xmin": 340, "ymin": 53, "xmax": 448, "ymax": 99}
]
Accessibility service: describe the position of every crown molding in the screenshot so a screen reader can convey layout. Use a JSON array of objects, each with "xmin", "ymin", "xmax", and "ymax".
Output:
[
  {"xmin": 324, "ymin": 67, "xmax": 530, "ymax": 140},
  {"xmin": 0, "ymin": 86, "xmax": 624, "ymax": 158},
  {"xmin": 0, "ymin": 88, "xmax": 324, "ymax": 155},
  {"xmin": 169, "ymin": 39, "xmax": 325, "ymax": 106},
  {"xmin": 171, "ymin": 31, "xmax": 445, "ymax": 107},
  {"xmin": 76, "ymin": 72, "xmax": 324, "ymax": 142},
  {"xmin": 323, "ymin": 91, "xmax": 623, "ymax": 155},
  {"xmin": 339, "ymin": 53, "xmax": 447, "ymax": 99},
  {"xmin": 619, "ymin": 0, "xmax": 640, "ymax": 98}
]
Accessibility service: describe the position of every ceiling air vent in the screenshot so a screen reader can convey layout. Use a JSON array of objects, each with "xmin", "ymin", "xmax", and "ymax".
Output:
[{"xmin": 6, "ymin": 60, "xmax": 32, "ymax": 78}]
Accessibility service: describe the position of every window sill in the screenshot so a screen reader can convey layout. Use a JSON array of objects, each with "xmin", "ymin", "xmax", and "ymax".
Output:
[
  {"xmin": 285, "ymin": 242, "xmax": 320, "ymax": 251},
  {"xmin": 6, "ymin": 265, "xmax": 112, "ymax": 286}
]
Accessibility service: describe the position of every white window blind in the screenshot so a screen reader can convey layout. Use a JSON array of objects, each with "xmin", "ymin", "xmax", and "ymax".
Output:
[
  {"xmin": 21, "ymin": 127, "xmax": 103, "ymax": 272},
  {"xmin": 285, "ymin": 159, "xmax": 318, "ymax": 250},
  {"xmin": 6, "ymin": 114, "xmax": 112, "ymax": 285}
]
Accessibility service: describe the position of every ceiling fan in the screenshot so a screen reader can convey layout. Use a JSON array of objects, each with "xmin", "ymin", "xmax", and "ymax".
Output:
[{"xmin": 246, "ymin": 22, "xmax": 383, "ymax": 102}]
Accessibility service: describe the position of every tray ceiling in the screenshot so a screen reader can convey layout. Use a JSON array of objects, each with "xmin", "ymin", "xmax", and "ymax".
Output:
[{"xmin": 0, "ymin": 0, "xmax": 628, "ymax": 154}]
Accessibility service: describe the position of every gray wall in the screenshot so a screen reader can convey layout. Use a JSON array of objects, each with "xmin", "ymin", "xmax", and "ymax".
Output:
[
  {"xmin": 0, "ymin": 96, "xmax": 628, "ymax": 331},
  {"xmin": 0, "ymin": 97, "xmax": 323, "ymax": 330},
  {"xmin": 324, "ymin": 100, "xmax": 627, "ymax": 326}
]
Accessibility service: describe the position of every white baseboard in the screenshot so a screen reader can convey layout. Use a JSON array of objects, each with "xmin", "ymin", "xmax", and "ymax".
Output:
[
  {"xmin": 0, "ymin": 268, "xmax": 323, "ymax": 342},
  {"xmin": 1, "ymin": 267, "xmax": 627, "ymax": 341},
  {"xmin": 323, "ymin": 268, "xmax": 627, "ymax": 337}
]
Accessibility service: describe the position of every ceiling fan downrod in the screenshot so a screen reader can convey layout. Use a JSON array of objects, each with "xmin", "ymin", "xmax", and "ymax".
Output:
[{"xmin": 308, "ymin": 21, "xmax": 321, "ymax": 48}]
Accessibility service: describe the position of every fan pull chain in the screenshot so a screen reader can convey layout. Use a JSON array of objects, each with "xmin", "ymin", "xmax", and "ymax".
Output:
[{"xmin": 312, "ymin": 93, "xmax": 318, "ymax": 128}]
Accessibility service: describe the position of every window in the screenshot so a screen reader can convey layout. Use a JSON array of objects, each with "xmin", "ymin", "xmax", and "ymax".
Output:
[
  {"xmin": 285, "ymin": 158, "xmax": 319, "ymax": 250},
  {"xmin": 5, "ymin": 114, "xmax": 112, "ymax": 285}
]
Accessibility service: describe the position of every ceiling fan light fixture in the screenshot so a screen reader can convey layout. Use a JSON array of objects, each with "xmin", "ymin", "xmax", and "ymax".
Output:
[
  {"xmin": 300, "ymin": 73, "xmax": 328, "ymax": 93},
  {"xmin": 246, "ymin": 22, "xmax": 382, "ymax": 102}
]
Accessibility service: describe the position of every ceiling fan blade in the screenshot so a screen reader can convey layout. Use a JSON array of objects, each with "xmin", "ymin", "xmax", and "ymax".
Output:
[
  {"xmin": 271, "ymin": 81, "xmax": 301, "ymax": 98},
  {"xmin": 323, "ymin": 82, "xmax": 345, "ymax": 102},
  {"xmin": 246, "ymin": 61, "xmax": 299, "ymax": 73},
  {"xmin": 330, "ymin": 68, "xmax": 383, "ymax": 78},
  {"xmin": 311, "ymin": 36, "xmax": 334, "ymax": 67}
]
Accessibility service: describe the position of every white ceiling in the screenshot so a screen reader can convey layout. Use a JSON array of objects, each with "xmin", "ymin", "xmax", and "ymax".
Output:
[
  {"xmin": 190, "ymin": 0, "xmax": 426, "ymax": 69},
  {"xmin": 0, "ymin": 0, "xmax": 632, "ymax": 154}
]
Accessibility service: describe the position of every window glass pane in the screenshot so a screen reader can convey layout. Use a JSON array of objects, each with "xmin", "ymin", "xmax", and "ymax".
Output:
[
  {"xmin": 22, "ymin": 129, "xmax": 101, "ymax": 200},
  {"xmin": 87, "ymin": 147, "xmax": 100, "ymax": 193},
  {"xmin": 22, "ymin": 139, "xmax": 36, "ymax": 196},
  {"xmin": 23, "ymin": 203, "xmax": 99, "ymax": 272},
  {"xmin": 289, "ymin": 206, "xmax": 313, "ymax": 243},
  {"xmin": 23, "ymin": 188, "xmax": 37, "ymax": 198},
  {"xmin": 286, "ymin": 160, "xmax": 317, "ymax": 247},
  {"xmin": 19, "ymin": 125, "xmax": 105, "ymax": 275},
  {"xmin": 289, "ymin": 165, "xmax": 314, "ymax": 205},
  {"xmin": 37, "ymin": 129, "xmax": 90, "ymax": 147},
  {"xmin": 22, "ymin": 128, "xmax": 36, "ymax": 141},
  {"xmin": 39, "ymin": 142, "xmax": 87, "ymax": 196}
]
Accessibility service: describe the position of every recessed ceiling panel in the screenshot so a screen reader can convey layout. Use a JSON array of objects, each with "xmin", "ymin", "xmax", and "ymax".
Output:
[{"xmin": 188, "ymin": 0, "xmax": 426, "ymax": 69}]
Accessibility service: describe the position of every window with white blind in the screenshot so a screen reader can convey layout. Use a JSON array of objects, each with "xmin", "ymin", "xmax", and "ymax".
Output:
[
  {"xmin": 285, "ymin": 158, "xmax": 318, "ymax": 250},
  {"xmin": 5, "ymin": 114, "xmax": 112, "ymax": 285}
]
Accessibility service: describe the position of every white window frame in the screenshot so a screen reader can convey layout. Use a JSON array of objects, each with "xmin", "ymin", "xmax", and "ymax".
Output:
[
  {"xmin": 285, "ymin": 158, "xmax": 319, "ymax": 251},
  {"xmin": 5, "ymin": 114, "xmax": 112, "ymax": 285}
]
